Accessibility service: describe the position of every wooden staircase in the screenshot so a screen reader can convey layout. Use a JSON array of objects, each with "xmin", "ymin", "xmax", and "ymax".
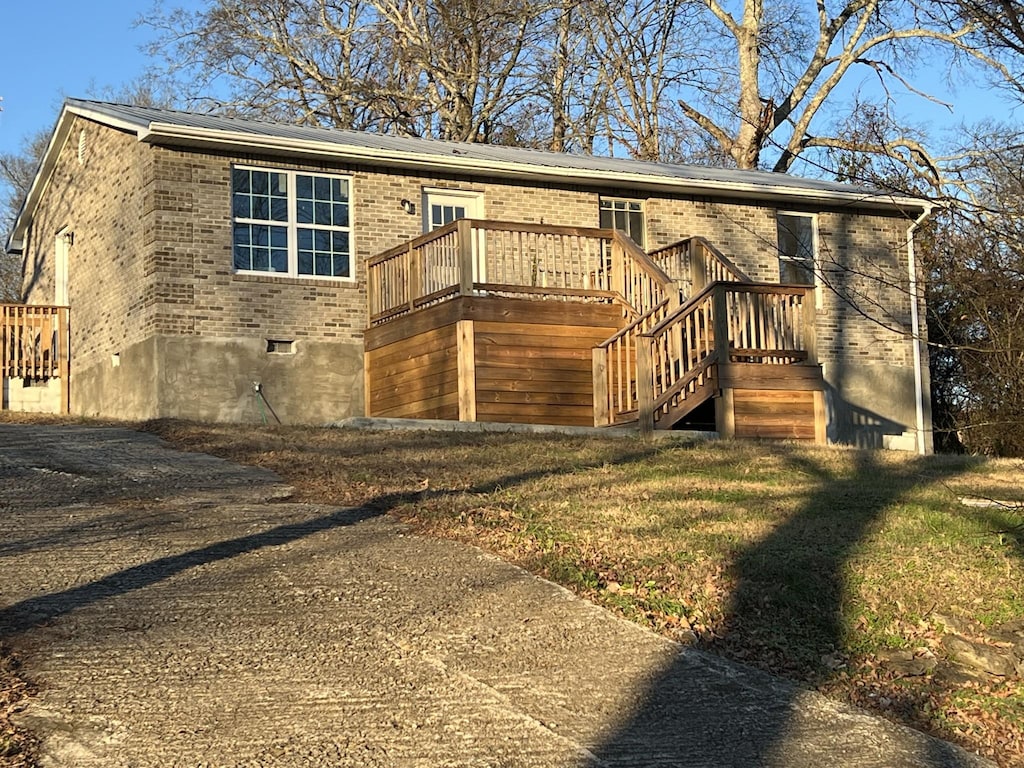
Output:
[
  {"xmin": 593, "ymin": 237, "xmax": 825, "ymax": 441},
  {"xmin": 363, "ymin": 219, "xmax": 824, "ymax": 439}
]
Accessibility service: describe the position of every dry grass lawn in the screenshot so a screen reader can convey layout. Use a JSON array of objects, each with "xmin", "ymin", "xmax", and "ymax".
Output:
[{"xmin": 2, "ymin": 415, "xmax": 1022, "ymax": 766}]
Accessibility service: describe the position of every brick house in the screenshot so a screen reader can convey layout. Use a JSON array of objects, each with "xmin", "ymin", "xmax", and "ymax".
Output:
[{"xmin": 3, "ymin": 99, "xmax": 934, "ymax": 451}]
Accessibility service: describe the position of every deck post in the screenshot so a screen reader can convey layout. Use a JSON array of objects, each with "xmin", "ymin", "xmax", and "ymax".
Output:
[
  {"xmin": 363, "ymin": 349, "xmax": 373, "ymax": 417},
  {"xmin": 592, "ymin": 347, "xmax": 609, "ymax": 427},
  {"xmin": 457, "ymin": 219, "xmax": 474, "ymax": 297},
  {"xmin": 801, "ymin": 287, "xmax": 818, "ymax": 364},
  {"xmin": 610, "ymin": 237, "xmax": 625, "ymax": 299},
  {"xmin": 457, "ymin": 319, "xmax": 477, "ymax": 422},
  {"xmin": 637, "ymin": 337, "xmax": 655, "ymax": 439},
  {"xmin": 689, "ymin": 240, "xmax": 706, "ymax": 295},
  {"xmin": 59, "ymin": 307, "xmax": 70, "ymax": 414},
  {"xmin": 407, "ymin": 241, "xmax": 420, "ymax": 315},
  {"xmin": 712, "ymin": 284, "xmax": 730, "ymax": 363},
  {"xmin": 813, "ymin": 389, "xmax": 827, "ymax": 444},
  {"xmin": 716, "ymin": 387, "xmax": 736, "ymax": 439},
  {"xmin": 2, "ymin": 306, "xmax": 9, "ymax": 381}
]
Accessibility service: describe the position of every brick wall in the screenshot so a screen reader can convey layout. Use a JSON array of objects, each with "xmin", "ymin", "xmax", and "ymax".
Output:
[
  {"xmin": 22, "ymin": 115, "xmax": 155, "ymax": 373},
  {"xmin": 98, "ymin": 144, "xmax": 920, "ymax": 375}
]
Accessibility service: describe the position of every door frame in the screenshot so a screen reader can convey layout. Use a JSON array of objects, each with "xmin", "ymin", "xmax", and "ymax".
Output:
[{"xmin": 422, "ymin": 188, "xmax": 486, "ymax": 283}]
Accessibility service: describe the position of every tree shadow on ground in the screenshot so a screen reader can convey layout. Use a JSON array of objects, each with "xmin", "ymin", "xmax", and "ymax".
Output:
[
  {"xmin": 590, "ymin": 446, "xmax": 984, "ymax": 767},
  {"xmin": 0, "ymin": 429, "xmax": 660, "ymax": 643}
]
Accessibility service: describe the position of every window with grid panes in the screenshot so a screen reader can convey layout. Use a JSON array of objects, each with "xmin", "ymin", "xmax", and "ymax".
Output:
[
  {"xmin": 232, "ymin": 166, "xmax": 353, "ymax": 280},
  {"xmin": 599, "ymin": 197, "xmax": 645, "ymax": 247}
]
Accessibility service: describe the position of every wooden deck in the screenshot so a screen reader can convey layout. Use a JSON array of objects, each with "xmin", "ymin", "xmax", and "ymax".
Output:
[
  {"xmin": 365, "ymin": 219, "xmax": 826, "ymax": 441},
  {"xmin": 365, "ymin": 296, "xmax": 624, "ymax": 427}
]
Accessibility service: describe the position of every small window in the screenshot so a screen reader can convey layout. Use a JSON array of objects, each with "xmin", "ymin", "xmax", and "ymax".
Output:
[
  {"xmin": 776, "ymin": 213, "xmax": 816, "ymax": 286},
  {"xmin": 600, "ymin": 197, "xmax": 645, "ymax": 247},
  {"xmin": 232, "ymin": 166, "xmax": 353, "ymax": 280},
  {"xmin": 266, "ymin": 339, "xmax": 296, "ymax": 355}
]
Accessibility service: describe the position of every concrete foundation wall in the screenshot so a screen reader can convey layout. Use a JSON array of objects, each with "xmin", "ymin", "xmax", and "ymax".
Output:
[
  {"xmin": 823, "ymin": 363, "xmax": 926, "ymax": 452},
  {"xmin": 70, "ymin": 334, "xmax": 362, "ymax": 425},
  {"xmin": 154, "ymin": 335, "xmax": 364, "ymax": 424},
  {"xmin": 2, "ymin": 377, "xmax": 63, "ymax": 414},
  {"xmin": 71, "ymin": 336, "xmax": 161, "ymax": 422}
]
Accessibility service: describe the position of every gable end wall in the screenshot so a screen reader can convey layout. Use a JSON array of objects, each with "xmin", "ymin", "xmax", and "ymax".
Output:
[{"xmin": 21, "ymin": 116, "xmax": 159, "ymax": 419}]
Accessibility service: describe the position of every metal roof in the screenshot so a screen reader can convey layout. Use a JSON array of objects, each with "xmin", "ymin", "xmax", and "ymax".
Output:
[
  {"xmin": 66, "ymin": 99, "xmax": 925, "ymax": 205},
  {"xmin": 7, "ymin": 99, "xmax": 929, "ymax": 253}
]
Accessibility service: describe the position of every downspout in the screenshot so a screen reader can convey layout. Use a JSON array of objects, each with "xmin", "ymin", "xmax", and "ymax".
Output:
[{"xmin": 907, "ymin": 203, "xmax": 935, "ymax": 455}]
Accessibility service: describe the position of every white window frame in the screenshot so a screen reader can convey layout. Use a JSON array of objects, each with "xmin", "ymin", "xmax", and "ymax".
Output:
[
  {"xmin": 599, "ymin": 197, "xmax": 646, "ymax": 247},
  {"xmin": 231, "ymin": 165, "xmax": 355, "ymax": 282},
  {"xmin": 776, "ymin": 211, "xmax": 821, "ymax": 307}
]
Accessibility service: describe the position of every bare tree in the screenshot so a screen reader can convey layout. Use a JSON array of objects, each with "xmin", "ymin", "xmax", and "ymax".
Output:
[
  {"xmin": 145, "ymin": 0, "xmax": 541, "ymax": 141},
  {"xmin": 670, "ymin": 0, "xmax": 1010, "ymax": 171},
  {"xmin": 0, "ymin": 130, "xmax": 49, "ymax": 301},
  {"xmin": 585, "ymin": 0, "xmax": 698, "ymax": 160}
]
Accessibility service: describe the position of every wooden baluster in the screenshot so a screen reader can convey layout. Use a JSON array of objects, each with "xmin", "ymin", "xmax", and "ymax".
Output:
[
  {"xmin": 802, "ymin": 288, "xmax": 817, "ymax": 364},
  {"xmin": 638, "ymin": 336, "xmax": 654, "ymax": 437}
]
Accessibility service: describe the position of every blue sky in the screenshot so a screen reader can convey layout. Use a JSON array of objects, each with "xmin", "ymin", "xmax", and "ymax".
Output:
[
  {"xmin": 0, "ymin": 2, "xmax": 191, "ymax": 156},
  {"xmin": 0, "ymin": 2, "xmax": 1018, "ymax": 162}
]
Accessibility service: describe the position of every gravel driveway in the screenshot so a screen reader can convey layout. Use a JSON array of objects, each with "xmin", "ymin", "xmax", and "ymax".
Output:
[{"xmin": 0, "ymin": 424, "xmax": 994, "ymax": 767}]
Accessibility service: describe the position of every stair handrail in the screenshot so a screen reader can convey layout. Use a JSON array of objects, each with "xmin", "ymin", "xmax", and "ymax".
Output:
[
  {"xmin": 648, "ymin": 236, "xmax": 751, "ymax": 297},
  {"xmin": 608, "ymin": 230, "xmax": 679, "ymax": 318},
  {"xmin": 592, "ymin": 297, "xmax": 671, "ymax": 425},
  {"xmin": 636, "ymin": 283, "xmax": 721, "ymax": 436},
  {"xmin": 636, "ymin": 280, "xmax": 817, "ymax": 435}
]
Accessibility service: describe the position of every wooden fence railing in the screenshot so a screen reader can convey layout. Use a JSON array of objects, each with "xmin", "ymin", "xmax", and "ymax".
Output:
[
  {"xmin": 649, "ymin": 236, "xmax": 751, "ymax": 293},
  {"xmin": 2, "ymin": 305, "xmax": 70, "ymax": 406},
  {"xmin": 594, "ymin": 237, "xmax": 748, "ymax": 426},
  {"xmin": 633, "ymin": 282, "xmax": 816, "ymax": 435},
  {"xmin": 366, "ymin": 219, "xmax": 675, "ymax": 325}
]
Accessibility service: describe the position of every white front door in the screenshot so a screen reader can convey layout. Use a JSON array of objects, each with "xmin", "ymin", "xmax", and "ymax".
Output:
[
  {"xmin": 423, "ymin": 190, "xmax": 486, "ymax": 283},
  {"xmin": 54, "ymin": 229, "xmax": 70, "ymax": 305}
]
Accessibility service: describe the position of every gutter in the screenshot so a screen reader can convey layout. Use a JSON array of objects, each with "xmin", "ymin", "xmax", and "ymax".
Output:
[{"xmin": 907, "ymin": 203, "xmax": 936, "ymax": 454}]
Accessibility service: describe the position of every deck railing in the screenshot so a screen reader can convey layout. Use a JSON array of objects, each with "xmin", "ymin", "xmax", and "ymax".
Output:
[
  {"xmin": 649, "ymin": 236, "xmax": 751, "ymax": 294},
  {"xmin": 2, "ymin": 304, "xmax": 70, "ymax": 383},
  {"xmin": 594, "ymin": 236, "xmax": 748, "ymax": 426},
  {"xmin": 366, "ymin": 219, "xmax": 675, "ymax": 325},
  {"xmin": 632, "ymin": 282, "xmax": 816, "ymax": 435}
]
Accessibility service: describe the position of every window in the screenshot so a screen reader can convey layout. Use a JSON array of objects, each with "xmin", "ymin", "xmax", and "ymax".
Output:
[
  {"xmin": 232, "ymin": 166, "xmax": 353, "ymax": 280},
  {"xmin": 600, "ymin": 197, "xmax": 645, "ymax": 247},
  {"xmin": 776, "ymin": 212, "xmax": 816, "ymax": 286}
]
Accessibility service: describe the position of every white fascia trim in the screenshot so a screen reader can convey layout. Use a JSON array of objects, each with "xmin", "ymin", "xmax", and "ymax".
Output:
[
  {"xmin": 139, "ymin": 123, "xmax": 929, "ymax": 214},
  {"xmin": 66, "ymin": 104, "xmax": 151, "ymax": 135},
  {"xmin": 5, "ymin": 108, "xmax": 79, "ymax": 253}
]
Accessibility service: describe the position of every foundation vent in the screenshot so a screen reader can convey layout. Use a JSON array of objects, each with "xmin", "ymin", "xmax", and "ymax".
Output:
[{"xmin": 266, "ymin": 339, "xmax": 296, "ymax": 355}]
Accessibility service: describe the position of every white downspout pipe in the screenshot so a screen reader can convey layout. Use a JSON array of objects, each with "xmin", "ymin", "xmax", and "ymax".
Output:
[{"xmin": 907, "ymin": 203, "xmax": 936, "ymax": 455}]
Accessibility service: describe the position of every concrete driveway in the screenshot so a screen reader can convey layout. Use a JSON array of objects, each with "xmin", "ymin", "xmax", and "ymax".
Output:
[{"xmin": 0, "ymin": 424, "xmax": 994, "ymax": 767}]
